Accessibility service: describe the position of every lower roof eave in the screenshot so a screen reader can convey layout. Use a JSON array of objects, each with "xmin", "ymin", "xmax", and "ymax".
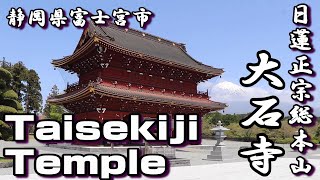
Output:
[{"xmin": 47, "ymin": 85, "xmax": 227, "ymax": 111}]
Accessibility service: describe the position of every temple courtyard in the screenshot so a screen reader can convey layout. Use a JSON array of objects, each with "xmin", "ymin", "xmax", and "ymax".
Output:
[{"xmin": 0, "ymin": 139, "xmax": 320, "ymax": 179}]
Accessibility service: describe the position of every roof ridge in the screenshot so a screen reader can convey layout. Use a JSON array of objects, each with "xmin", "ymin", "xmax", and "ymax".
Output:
[
  {"xmin": 103, "ymin": 22, "xmax": 186, "ymax": 49},
  {"xmin": 54, "ymin": 21, "xmax": 225, "ymax": 76}
]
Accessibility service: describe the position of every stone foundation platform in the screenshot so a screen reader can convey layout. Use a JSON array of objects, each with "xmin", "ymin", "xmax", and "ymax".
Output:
[
  {"xmin": 0, "ymin": 161, "xmax": 13, "ymax": 168},
  {"xmin": 48, "ymin": 143, "xmax": 190, "ymax": 167}
]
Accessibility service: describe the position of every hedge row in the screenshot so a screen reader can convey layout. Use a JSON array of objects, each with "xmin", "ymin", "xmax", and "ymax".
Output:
[
  {"xmin": 0, "ymin": 105, "xmax": 18, "ymax": 114},
  {"xmin": 1, "ymin": 99, "xmax": 23, "ymax": 111},
  {"xmin": 2, "ymin": 90, "xmax": 18, "ymax": 100}
]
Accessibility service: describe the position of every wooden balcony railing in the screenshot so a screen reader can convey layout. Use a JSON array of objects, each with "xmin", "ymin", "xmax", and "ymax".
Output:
[{"xmin": 64, "ymin": 79, "xmax": 210, "ymax": 100}]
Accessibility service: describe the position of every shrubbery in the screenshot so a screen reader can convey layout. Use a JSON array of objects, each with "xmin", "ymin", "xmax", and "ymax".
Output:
[
  {"xmin": 0, "ymin": 119, "xmax": 12, "ymax": 140},
  {"xmin": 2, "ymin": 90, "xmax": 18, "ymax": 100},
  {"xmin": 0, "ymin": 67, "xmax": 23, "ymax": 141},
  {"xmin": 202, "ymin": 112, "xmax": 320, "ymax": 144}
]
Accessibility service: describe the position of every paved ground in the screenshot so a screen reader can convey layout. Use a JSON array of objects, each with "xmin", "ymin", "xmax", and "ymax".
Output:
[
  {"xmin": 177, "ymin": 139, "xmax": 320, "ymax": 165},
  {"xmin": 0, "ymin": 139, "xmax": 319, "ymax": 179}
]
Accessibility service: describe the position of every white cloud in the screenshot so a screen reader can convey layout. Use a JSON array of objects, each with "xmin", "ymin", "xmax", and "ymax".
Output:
[{"xmin": 198, "ymin": 80, "xmax": 294, "ymax": 114}]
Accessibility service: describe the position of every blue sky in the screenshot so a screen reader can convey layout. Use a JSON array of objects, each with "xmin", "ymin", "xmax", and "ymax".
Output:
[{"xmin": 0, "ymin": 0, "xmax": 318, "ymax": 115}]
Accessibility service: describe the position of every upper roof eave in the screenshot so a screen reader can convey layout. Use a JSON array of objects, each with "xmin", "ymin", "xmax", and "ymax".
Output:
[
  {"xmin": 52, "ymin": 35, "xmax": 224, "ymax": 76},
  {"xmin": 51, "ymin": 22, "xmax": 225, "ymax": 76},
  {"xmin": 51, "ymin": 37, "xmax": 97, "ymax": 67}
]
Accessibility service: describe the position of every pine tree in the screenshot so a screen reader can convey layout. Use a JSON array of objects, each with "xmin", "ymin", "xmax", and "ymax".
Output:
[
  {"xmin": 10, "ymin": 61, "xmax": 28, "ymax": 101},
  {"xmin": 43, "ymin": 85, "xmax": 65, "ymax": 121},
  {"xmin": 0, "ymin": 67, "xmax": 23, "ymax": 140},
  {"xmin": 23, "ymin": 69, "xmax": 42, "ymax": 113}
]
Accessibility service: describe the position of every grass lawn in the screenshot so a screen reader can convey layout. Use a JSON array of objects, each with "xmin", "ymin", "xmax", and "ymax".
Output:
[{"xmin": 0, "ymin": 157, "xmax": 12, "ymax": 163}]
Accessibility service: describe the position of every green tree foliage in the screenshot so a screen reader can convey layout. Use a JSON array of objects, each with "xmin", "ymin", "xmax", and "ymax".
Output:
[
  {"xmin": 0, "ymin": 68, "xmax": 12, "ymax": 92},
  {"xmin": 43, "ymin": 85, "xmax": 65, "ymax": 121},
  {"xmin": 0, "ymin": 67, "xmax": 23, "ymax": 140},
  {"xmin": 203, "ymin": 112, "xmax": 247, "ymax": 126},
  {"xmin": 1, "ymin": 61, "xmax": 42, "ymax": 113},
  {"xmin": 23, "ymin": 69, "xmax": 42, "ymax": 113},
  {"xmin": 202, "ymin": 112, "xmax": 320, "ymax": 144},
  {"xmin": 9, "ymin": 62, "xmax": 28, "ymax": 101},
  {"xmin": 0, "ymin": 60, "xmax": 12, "ymax": 71},
  {"xmin": 202, "ymin": 119, "xmax": 213, "ymax": 138}
]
